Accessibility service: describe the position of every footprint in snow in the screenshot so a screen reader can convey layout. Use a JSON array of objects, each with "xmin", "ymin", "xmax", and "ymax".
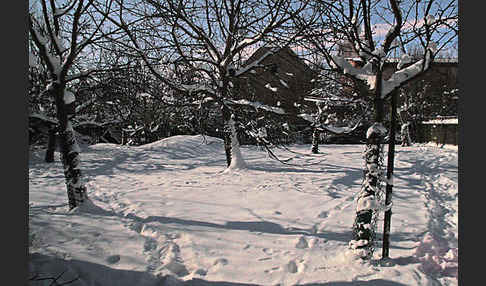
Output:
[
  {"xmin": 286, "ymin": 260, "xmax": 298, "ymax": 273},
  {"xmin": 213, "ymin": 258, "xmax": 229, "ymax": 266},
  {"xmin": 311, "ymin": 223, "xmax": 322, "ymax": 234},
  {"xmin": 106, "ymin": 254, "xmax": 121, "ymax": 264},
  {"xmin": 262, "ymin": 248, "xmax": 274, "ymax": 254},
  {"xmin": 295, "ymin": 236, "xmax": 309, "ymax": 249},
  {"xmin": 157, "ymin": 242, "xmax": 190, "ymax": 277},
  {"xmin": 143, "ymin": 238, "xmax": 158, "ymax": 252},
  {"xmin": 317, "ymin": 211, "xmax": 329, "ymax": 218},
  {"xmin": 194, "ymin": 268, "xmax": 207, "ymax": 276},
  {"xmin": 127, "ymin": 221, "xmax": 144, "ymax": 233},
  {"xmin": 162, "ymin": 258, "xmax": 189, "ymax": 277}
]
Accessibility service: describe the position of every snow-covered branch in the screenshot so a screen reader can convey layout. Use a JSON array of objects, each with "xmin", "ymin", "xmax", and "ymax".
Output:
[
  {"xmin": 65, "ymin": 69, "xmax": 98, "ymax": 82},
  {"xmin": 233, "ymin": 47, "xmax": 279, "ymax": 77},
  {"xmin": 75, "ymin": 95, "xmax": 98, "ymax": 113},
  {"xmin": 28, "ymin": 17, "xmax": 61, "ymax": 76},
  {"xmin": 298, "ymin": 112, "xmax": 364, "ymax": 135},
  {"xmin": 29, "ymin": 0, "xmax": 114, "ymax": 83},
  {"xmin": 180, "ymin": 83, "xmax": 218, "ymax": 96},
  {"xmin": 329, "ymin": 55, "xmax": 375, "ymax": 89},
  {"xmin": 381, "ymin": 49, "xmax": 434, "ymax": 98},
  {"xmin": 226, "ymin": 99, "xmax": 286, "ymax": 115},
  {"xmin": 329, "ymin": 45, "xmax": 435, "ymax": 99}
]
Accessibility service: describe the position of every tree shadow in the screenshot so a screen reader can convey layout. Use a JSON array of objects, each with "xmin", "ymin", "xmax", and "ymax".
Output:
[
  {"xmin": 29, "ymin": 253, "xmax": 409, "ymax": 286},
  {"xmin": 29, "ymin": 203, "xmax": 69, "ymax": 210},
  {"xmin": 52, "ymin": 199, "xmax": 421, "ymax": 249},
  {"xmin": 29, "ymin": 253, "xmax": 164, "ymax": 286},
  {"xmin": 28, "ymin": 203, "xmax": 70, "ymax": 216},
  {"xmin": 162, "ymin": 276, "xmax": 409, "ymax": 286},
  {"xmin": 388, "ymin": 256, "xmax": 419, "ymax": 266},
  {"xmin": 248, "ymin": 166, "xmax": 326, "ymax": 174},
  {"xmin": 298, "ymin": 280, "xmax": 409, "ymax": 286},
  {"xmin": 140, "ymin": 215, "xmax": 352, "ymax": 243}
]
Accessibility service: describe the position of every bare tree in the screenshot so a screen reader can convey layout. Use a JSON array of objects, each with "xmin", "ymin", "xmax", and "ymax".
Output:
[
  {"xmin": 300, "ymin": 65, "xmax": 371, "ymax": 154},
  {"xmin": 297, "ymin": 0, "xmax": 457, "ymax": 259},
  {"xmin": 98, "ymin": 0, "xmax": 311, "ymax": 169},
  {"xmin": 29, "ymin": 0, "xmax": 114, "ymax": 210}
]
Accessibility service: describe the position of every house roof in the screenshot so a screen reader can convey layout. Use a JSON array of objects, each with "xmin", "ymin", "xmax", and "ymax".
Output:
[
  {"xmin": 386, "ymin": 58, "xmax": 458, "ymax": 64},
  {"xmin": 233, "ymin": 46, "xmax": 316, "ymax": 114},
  {"xmin": 421, "ymin": 116, "xmax": 458, "ymax": 124},
  {"xmin": 242, "ymin": 46, "xmax": 313, "ymax": 75}
]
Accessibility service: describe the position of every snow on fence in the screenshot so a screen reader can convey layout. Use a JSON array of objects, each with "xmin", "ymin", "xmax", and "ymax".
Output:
[{"xmin": 416, "ymin": 117, "xmax": 458, "ymax": 146}]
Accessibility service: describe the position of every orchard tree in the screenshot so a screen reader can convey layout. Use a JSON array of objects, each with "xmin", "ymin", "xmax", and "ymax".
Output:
[
  {"xmin": 28, "ymin": 0, "xmax": 115, "ymax": 210},
  {"xmin": 297, "ymin": 0, "xmax": 457, "ymax": 259},
  {"xmin": 28, "ymin": 55, "xmax": 57, "ymax": 156},
  {"xmin": 98, "ymin": 0, "xmax": 311, "ymax": 170},
  {"xmin": 299, "ymin": 65, "xmax": 370, "ymax": 154}
]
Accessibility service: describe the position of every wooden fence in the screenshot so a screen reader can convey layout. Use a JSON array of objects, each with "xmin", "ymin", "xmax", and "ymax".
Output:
[{"xmin": 414, "ymin": 118, "xmax": 458, "ymax": 145}]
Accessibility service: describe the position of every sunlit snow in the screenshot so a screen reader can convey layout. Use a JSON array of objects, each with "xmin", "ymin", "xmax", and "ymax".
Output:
[{"xmin": 29, "ymin": 135, "xmax": 457, "ymax": 285}]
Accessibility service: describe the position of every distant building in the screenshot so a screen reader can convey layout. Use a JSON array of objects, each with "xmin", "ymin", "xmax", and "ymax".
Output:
[
  {"xmin": 232, "ymin": 46, "xmax": 317, "ymax": 115},
  {"xmin": 383, "ymin": 57, "xmax": 458, "ymax": 81},
  {"xmin": 385, "ymin": 58, "xmax": 458, "ymax": 145},
  {"xmin": 229, "ymin": 46, "xmax": 318, "ymax": 144},
  {"xmin": 416, "ymin": 116, "xmax": 458, "ymax": 145},
  {"xmin": 335, "ymin": 39, "xmax": 459, "ymax": 142}
]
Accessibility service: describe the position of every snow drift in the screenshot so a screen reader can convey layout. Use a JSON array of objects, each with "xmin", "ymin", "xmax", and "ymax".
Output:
[
  {"xmin": 137, "ymin": 135, "xmax": 224, "ymax": 158},
  {"xmin": 28, "ymin": 136, "xmax": 458, "ymax": 285}
]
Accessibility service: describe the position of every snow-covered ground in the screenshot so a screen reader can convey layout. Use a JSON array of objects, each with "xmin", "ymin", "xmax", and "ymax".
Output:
[{"xmin": 28, "ymin": 135, "xmax": 458, "ymax": 286}]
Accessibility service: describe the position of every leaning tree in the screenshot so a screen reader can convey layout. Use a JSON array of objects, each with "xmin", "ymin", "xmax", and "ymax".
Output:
[
  {"xmin": 28, "ymin": 0, "xmax": 116, "ymax": 210},
  {"xmin": 297, "ymin": 0, "xmax": 457, "ymax": 259}
]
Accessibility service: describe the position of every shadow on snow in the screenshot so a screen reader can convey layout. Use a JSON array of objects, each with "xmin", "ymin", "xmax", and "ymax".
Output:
[{"xmin": 29, "ymin": 253, "xmax": 409, "ymax": 286}]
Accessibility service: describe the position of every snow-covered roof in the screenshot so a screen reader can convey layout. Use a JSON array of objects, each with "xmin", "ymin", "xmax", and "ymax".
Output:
[
  {"xmin": 422, "ymin": 118, "xmax": 458, "ymax": 125},
  {"xmin": 228, "ymin": 99, "xmax": 286, "ymax": 114},
  {"xmin": 386, "ymin": 58, "xmax": 458, "ymax": 64},
  {"xmin": 345, "ymin": 57, "xmax": 363, "ymax": 62}
]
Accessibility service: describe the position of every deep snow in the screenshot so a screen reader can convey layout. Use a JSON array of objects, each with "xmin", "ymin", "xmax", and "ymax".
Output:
[{"xmin": 28, "ymin": 135, "xmax": 458, "ymax": 285}]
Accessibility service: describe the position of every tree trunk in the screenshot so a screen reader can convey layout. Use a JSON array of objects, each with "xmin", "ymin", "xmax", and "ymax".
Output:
[
  {"xmin": 311, "ymin": 127, "xmax": 319, "ymax": 154},
  {"xmin": 350, "ymin": 81, "xmax": 386, "ymax": 259},
  {"xmin": 382, "ymin": 90, "xmax": 398, "ymax": 259},
  {"xmin": 221, "ymin": 103, "xmax": 232, "ymax": 167},
  {"xmin": 227, "ymin": 116, "xmax": 247, "ymax": 170},
  {"xmin": 51, "ymin": 82, "xmax": 88, "ymax": 210},
  {"xmin": 401, "ymin": 122, "xmax": 411, "ymax": 146},
  {"xmin": 44, "ymin": 126, "xmax": 57, "ymax": 163},
  {"xmin": 350, "ymin": 127, "xmax": 385, "ymax": 259},
  {"xmin": 59, "ymin": 124, "xmax": 88, "ymax": 210}
]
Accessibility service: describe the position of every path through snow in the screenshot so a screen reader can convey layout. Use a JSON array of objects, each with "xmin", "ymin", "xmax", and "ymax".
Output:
[{"xmin": 28, "ymin": 136, "xmax": 458, "ymax": 285}]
